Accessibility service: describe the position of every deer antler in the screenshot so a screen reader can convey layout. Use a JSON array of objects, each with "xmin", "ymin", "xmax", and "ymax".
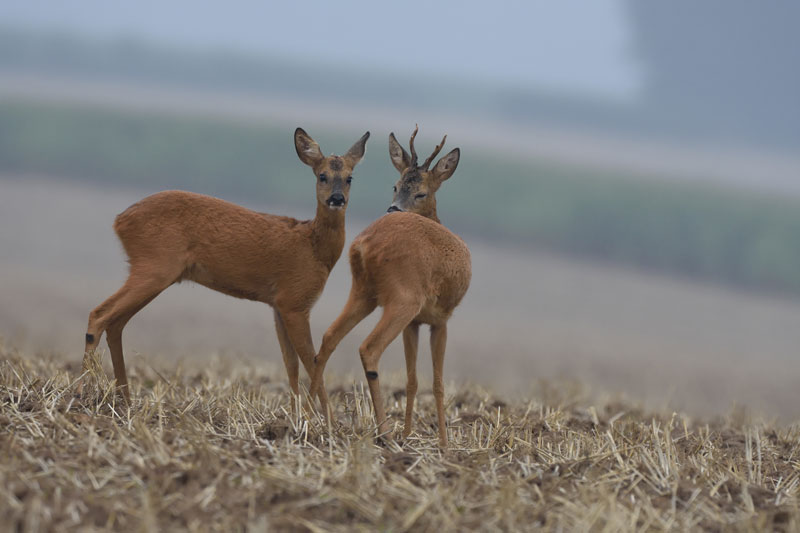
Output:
[
  {"xmin": 421, "ymin": 134, "xmax": 447, "ymax": 170},
  {"xmin": 409, "ymin": 124, "xmax": 419, "ymax": 168}
]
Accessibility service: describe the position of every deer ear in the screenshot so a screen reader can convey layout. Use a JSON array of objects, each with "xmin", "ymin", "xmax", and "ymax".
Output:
[
  {"xmin": 388, "ymin": 132, "xmax": 411, "ymax": 173},
  {"xmin": 344, "ymin": 131, "xmax": 370, "ymax": 166},
  {"xmin": 295, "ymin": 127, "xmax": 324, "ymax": 167},
  {"xmin": 432, "ymin": 148, "xmax": 460, "ymax": 184}
]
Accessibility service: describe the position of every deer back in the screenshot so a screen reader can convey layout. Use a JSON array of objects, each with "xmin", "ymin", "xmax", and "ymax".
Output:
[
  {"xmin": 109, "ymin": 128, "xmax": 369, "ymax": 307},
  {"xmin": 350, "ymin": 212, "xmax": 471, "ymax": 322},
  {"xmin": 114, "ymin": 191, "xmax": 329, "ymax": 302}
]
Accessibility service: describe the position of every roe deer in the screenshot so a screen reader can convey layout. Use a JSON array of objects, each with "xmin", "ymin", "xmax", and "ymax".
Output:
[
  {"xmin": 81, "ymin": 127, "xmax": 370, "ymax": 411},
  {"xmin": 311, "ymin": 126, "xmax": 470, "ymax": 447}
]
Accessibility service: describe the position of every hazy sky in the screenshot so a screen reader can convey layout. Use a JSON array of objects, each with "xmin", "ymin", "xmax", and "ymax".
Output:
[{"xmin": 0, "ymin": 0, "xmax": 639, "ymax": 99}]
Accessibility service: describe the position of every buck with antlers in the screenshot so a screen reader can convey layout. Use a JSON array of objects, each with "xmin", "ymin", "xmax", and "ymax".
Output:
[
  {"xmin": 311, "ymin": 126, "xmax": 471, "ymax": 447},
  {"xmin": 81, "ymin": 128, "xmax": 370, "ymax": 411}
]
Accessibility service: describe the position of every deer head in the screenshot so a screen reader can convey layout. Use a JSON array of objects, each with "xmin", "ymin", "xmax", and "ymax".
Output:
[
  {"xmin": 386, "ymin": 125, "xmax": 460, "ymax": 221},
  {"xmin": 295, "ymin": 128, "xmax": 370, "ymax": 211}
]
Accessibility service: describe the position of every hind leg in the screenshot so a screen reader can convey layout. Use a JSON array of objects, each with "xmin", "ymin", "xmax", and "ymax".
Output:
[
  {"xmin": 430, "ymin": 324, "xmax": 448, "ymax": 448},
  {"xmin": 311, "ymin": 288, "xmax": 376, "ymax": 402},
  {"xmin": 83, "ymin": 285, "xmax": 127, "ymax": 373},
  {"xmin": 103, "ymin": 292, "xmax": 161, "ymax": 402},
  {"xmin": 79, "ymin": 286, "xmax": 127, "ymax": 396},
  {"xmin": 359, "ymin": 299, "xmax": 421, "ymax": 437},
  {"xmin": 81, "ymin": 268, "xmax": 175, "ymax": 397},
  {"xmin": 401, "ymin": 323, "xmax": 420, "ymax": 439}
]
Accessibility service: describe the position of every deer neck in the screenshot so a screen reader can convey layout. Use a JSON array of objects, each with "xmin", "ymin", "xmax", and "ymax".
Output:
[
  {"xmin": 310, "ymin": 201, "xmax": 346, "ymax": 271},
  {"xmin": 423, "ymin": 201, "xmax": 442, "ymax": 224}
]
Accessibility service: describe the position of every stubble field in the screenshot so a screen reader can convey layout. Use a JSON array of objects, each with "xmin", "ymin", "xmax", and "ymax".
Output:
[{"xmin": 2, "ymin": 347, "xmax": 799, "ymax": 531}]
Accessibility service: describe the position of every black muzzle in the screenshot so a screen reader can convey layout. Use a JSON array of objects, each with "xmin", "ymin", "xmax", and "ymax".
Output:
[{"xmin": 327, "ymin": 193, "xmax": 346, "ymax": 207}]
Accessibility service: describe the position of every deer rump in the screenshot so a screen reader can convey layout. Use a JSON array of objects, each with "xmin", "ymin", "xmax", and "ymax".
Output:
[{"xmin": 350, "ymin": 211, "xmax": 471, "ymax": 325}]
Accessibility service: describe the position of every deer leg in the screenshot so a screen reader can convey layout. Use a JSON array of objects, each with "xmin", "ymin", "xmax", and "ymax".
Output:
[
  {"xmin": 104, "ymin": 292, "xmax": 160, "ymax": 403},
  {"xmin": 79, "ymin": 295, "xmax": 112, "ymax": 397},
  {"xmin": 401, "ymin": 323, "xmax": 420, "ymax": 439},
  {"xmin": 81, "ymin": 269, "xmax": 174, "ymax": 397},
  {"xmin": 83, "ymin": 284, "xmax": 130, "ymax": 371},
  {"xmin": 278, "ymin": 309, "xmax": 330, "ymax": 415},
  {"xmin": 104, "ymin": 320, "xmax": 129, "ymax": 402},
  {"xmin": 273, "ymin": 310, "xmax": 301, "ymax": 413},
  {"xmin": 430, "ymin": 324, "xmax": 449, "ymax": 448},
  {"xmin": 359, "ymin": 300, "xmax": 421, "ymax": 438},
  {"xmin": 311, "ymin": 290, "xmax": 376, "ymax": 399}
]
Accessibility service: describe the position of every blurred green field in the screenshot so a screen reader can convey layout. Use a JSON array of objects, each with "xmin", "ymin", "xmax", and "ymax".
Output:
[{"xmin": 2, "ymin": 99, "xmax": 799, "ymax": 294}]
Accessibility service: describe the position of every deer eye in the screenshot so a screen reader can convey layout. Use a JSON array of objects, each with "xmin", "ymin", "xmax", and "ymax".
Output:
[
  {"xmin": 346, "ymin": 176, "xmax": 353, "ymax": 185},
  {"xmin": 415, "ymin": 193, "xmax": 427, "ymax": 200},
  {"xmin": 319, "ymin": 173, "xmax": 328, "ymax": 183}
]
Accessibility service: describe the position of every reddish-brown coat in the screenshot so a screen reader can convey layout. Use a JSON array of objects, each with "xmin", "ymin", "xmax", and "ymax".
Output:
[
  {"xmin": 81, "ymin": 128, "xmax": 369, "ymax": 410},
  {"xmin": 351, "ymin": 213, "xmax": 471, "ymax": 325},
  {"xmin": 114, "ymin": 190, "xmax": 343, "ymax": 308},
  {"xmin": 312, "ymin": 127, "xmax": 471, "ymax": 447}
]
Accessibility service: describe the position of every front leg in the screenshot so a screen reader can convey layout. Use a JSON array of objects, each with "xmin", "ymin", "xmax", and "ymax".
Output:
[
  {"xmin": 273, "ymin": 310, "xmax": 301, "ymax": 408},
  {"xmin": 278, "ymin": 309, "xmax": 330, "ymax": 416}
]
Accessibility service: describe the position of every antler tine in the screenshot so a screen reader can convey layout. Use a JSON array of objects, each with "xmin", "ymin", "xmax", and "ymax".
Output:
[
  {"xmin": 409, "ymin": 124, "xmax": 419, "ymax": 168},
  {"xmin": 421, "ymin": 134, "xmax": 447, "ymax": 170}
]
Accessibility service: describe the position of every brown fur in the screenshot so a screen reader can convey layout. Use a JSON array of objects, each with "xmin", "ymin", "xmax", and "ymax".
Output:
[
  {"xmin": 81, "ymin": 128, "xmax": 369, "ymax": 410},
  {"xmin": 311, "ymin": 128, "xmax": 471, "ymax": 447}
]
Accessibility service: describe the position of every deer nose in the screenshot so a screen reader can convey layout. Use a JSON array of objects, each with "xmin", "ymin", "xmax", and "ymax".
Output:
[
  {"xmin": 387, "ymin": 205, "xmax": 401, "ymax": 213},
  {"xmin": 328, "ymin": 193, "xmax": 345, "ymax": 206}
]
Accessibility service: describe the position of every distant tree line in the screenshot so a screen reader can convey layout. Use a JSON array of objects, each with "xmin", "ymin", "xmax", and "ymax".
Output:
[{"xmin": 1, "ymin": 100, "xmax": 799, "ymax": 296}]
